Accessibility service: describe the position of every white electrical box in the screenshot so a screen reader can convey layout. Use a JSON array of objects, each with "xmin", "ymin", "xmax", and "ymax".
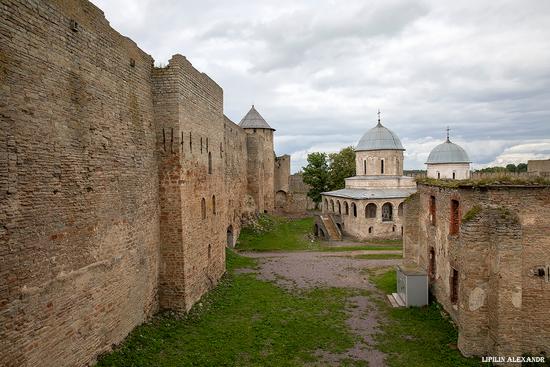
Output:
[{"xmin": 394, "ymin": 264, "xmax": 428, "ymax": 307}]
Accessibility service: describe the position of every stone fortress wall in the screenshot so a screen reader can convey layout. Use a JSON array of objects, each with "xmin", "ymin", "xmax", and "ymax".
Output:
[
  {"xmin": 403, "ymin": 183, "xmax": 550, "ymax": 358},
  {"xmin": 0, "ymin": 0, "xmax": 304, "ymax": 366}
]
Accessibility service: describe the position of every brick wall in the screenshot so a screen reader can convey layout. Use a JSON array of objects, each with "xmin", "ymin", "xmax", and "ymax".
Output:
[
  {"xmin": 0, "ymin": 0, "xmax": 286, "ymax": 365},
  {"xmin": 0, "ymin": 0, "xmax": 159, "ymax": 365}
]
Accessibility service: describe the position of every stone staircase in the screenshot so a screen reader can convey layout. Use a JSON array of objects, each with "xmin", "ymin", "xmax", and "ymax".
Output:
[{"xmin": 314, "ymin": 214, "xmax": 343, "ymax": 241}]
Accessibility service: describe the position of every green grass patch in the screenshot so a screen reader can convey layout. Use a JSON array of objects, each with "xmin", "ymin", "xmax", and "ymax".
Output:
[
  {"xmin": 236, "ymin": 215, "xmax": 320, "ymax": 251},
  {"xmin": 353, "ymin": 253, "xmax": 403, "ymax": 260},
  {"xmin": 97, "ymin": 249, "xmax": 363, "ymax": 367},
  {"xmin": 370, "ymin": 269, "xmax": 483, "ymax": 367},
  {"xmin": 321, "ymin": 245, "xmax": 402, "ymax": 252}
]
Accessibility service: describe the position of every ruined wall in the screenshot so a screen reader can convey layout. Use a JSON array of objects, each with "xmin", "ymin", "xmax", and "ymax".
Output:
[
  {"xmin": 0, "ymin": 1, "xmax": 159, "ymax": 366},
  {"xmin": 528, "ymin": 159, "xmax": 550, "ymax": 175},
  {"xmin": 284, "ymin": 173, "xmax": 316, "ymax": 213},
  {"xmin": 404, "ymin": 183, "xmax": 550, "ymax": 357},
  {"xmin": 274, "ymin": 155, "xmax": 290, "ymax": 210}
]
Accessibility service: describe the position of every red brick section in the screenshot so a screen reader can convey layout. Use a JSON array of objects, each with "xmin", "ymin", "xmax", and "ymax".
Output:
[{"xmin": 404, "ymin": 183, "xmax": 550, "ymax": 358}]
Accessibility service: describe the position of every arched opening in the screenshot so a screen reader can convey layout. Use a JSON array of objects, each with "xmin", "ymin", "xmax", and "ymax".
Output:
[
  {"xmin": 368, "ymin": 226, "xmax": 373, "ymax": 234},
  {"xmin": 452, "ymin": 171, "xmax": 456, "ymax": 179},
  {"xmin": 337, "ymin": 201, "xmax": 341, "ymax": 214},
  {"xmin": 208, "ymin": 152, "xmax": 212, "ymax": 174},
  {"xmin": 344, "ymin": 202, "xmax": 349, "ymax": 215},
  {"xmin": 201, "ymin": 198, "xmax": 206, "ymax": 219},
  {"xmin": 381, "ymin": 159, "xmax": 385, "ymax": 174},
  {"xmin": 330, "ymin": 199, "xmax": 334, "ymax": 212},
  {"xmin": 275, "ymin": 190, "xmax": 287, "ymax": 209},
  {"xmin": 398, "ymin": 202, "xmax": 403, "ymax": 217},
  {"xmin": 351, "ymin": 203, "xmax": 357, "ymax": 217},
  {"xmin": 437, "ymin": 171, "xmax": 440, "ymax": 179},
  {"xmin": 392, "ymin": 225, "xmax": 396, "ymax": 232},
  {"xmin": 365, "ymin": 203, "xmax": 377, "ymax": 218},
  {"xmin": 212, "ymin": 195, "xmax": 216, "ymax": 214},
  {"xmin": 226, "ymin": 225, "xmax": 234, "ymax": 247},
  {"xmin": 382, "ymin": 202, "xmax": 393, "ymax": 221},
  {"xmin": 324, "ymin": 198, "xmax": 329, "ymax": 212}
]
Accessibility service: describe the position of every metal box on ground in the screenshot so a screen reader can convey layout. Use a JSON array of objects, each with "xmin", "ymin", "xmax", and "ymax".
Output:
[{"xmin": 393, "ymin": 264, "xmax": 428, "ymax": 307}]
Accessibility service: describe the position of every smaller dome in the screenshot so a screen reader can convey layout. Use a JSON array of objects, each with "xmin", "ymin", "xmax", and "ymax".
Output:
[
  {"xmin": 356, "ymin": 121, "xmax": 404, "ymax": 151},
  {"xmin": 426, "ymin": 140, "xmax": 470, "ymax": 164}
]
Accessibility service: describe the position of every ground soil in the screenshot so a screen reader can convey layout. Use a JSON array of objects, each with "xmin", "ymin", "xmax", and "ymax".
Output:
[{"xmin": 240, "ymin": 248, "xmax": 402, "ymax": 367}]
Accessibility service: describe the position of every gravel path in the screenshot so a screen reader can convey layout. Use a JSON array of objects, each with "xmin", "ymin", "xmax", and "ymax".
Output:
[{"xmin": 240, "ymin": 250, "xmax": 401, "ymax": 367}]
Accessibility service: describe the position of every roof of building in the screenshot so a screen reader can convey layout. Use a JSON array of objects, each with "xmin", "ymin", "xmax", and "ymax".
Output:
[
  {"xmin": 426, "ymin": 138, "xmax": 470, "ymax": 164},
  {"xmin": 239, "ymin": 105, "xmax": 275, "ymax": 130},
  {"xmin": 322, "ymin": 187, "xmax": 416, "ymax": 200},
  {"xmin": 356, "ymin": 119, "xmax": 404, "ymax": 151}
]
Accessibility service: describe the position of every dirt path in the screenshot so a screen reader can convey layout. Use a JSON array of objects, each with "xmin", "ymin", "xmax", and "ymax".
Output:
[{"xmin": 240, "ymin": 250, "xmax": 400, "ymax": 367}]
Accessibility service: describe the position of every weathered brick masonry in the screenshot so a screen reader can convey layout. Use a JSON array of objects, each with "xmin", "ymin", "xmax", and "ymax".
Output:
[
  {"xmin": 404, "ymin": 183, "xmax": 550, "ymax": 358},
  {"xmin": 0, "ymin": 0, "xmax": 285, "ymax": 366}
]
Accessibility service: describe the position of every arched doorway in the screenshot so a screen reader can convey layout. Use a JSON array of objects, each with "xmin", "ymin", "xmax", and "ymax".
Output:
[
  {"xmin": 275, "ymin": 190, "xmax": 287, "ymax": 209},
  {"xmin": 226, "ymin": 225, "xmax": 234, "ymax": 248}
]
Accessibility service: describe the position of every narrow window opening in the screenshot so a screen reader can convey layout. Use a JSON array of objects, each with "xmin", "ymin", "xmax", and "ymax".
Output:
[
  {"xmin": 429, "ymin": 196, "xmax": 436, "ymax": 225},
  {"xmin": 337, "ymin": 201, "xmax": 341, "ymax": 214},
  {"xmin": 201, "ymin": 198, "xmax": 206, "ymax": 220},
  {"xmin": 208, "ymin": 152, "xmax": 213, "ymax": 174},
  {"xmin": 212, "ymin": 195, "xmax": 216, "ymax": 214},
  {"xmin": 429, "ymin": 247, "xmax": 436, "ymax": 280},
  {"xmin": 437, "ymin": 171, "xmax": 440, "ymax": 179},
  {"xmin": 352, "ymin": 203, "xmax": 357, "ymax": 217},
  {"xmin": 381, "ymin": 159, "xmax": 385, "ymax": 174},
  {"xmin": 450, "ymin": 268, "xmax": 459, "ymax": 304},
  {"xmin": 162, "ymin": 128, "xmax": 166, "ymax": 151},
  {"xmin": 331, "ymin": 200, "xmax": 334, "ymax": 212},
  {"xmin": 208, "ymin": 244, "xmax": 212, "ymax": 259},
  {"xmin": 452, "ymin": 172, "xmax": 456, "ymax": 179},
  {"xmin": 189, "ymin": 132, "xmax": 192, "ymax": 151},
  {"xmin": 344, "ymin": 202, "xmax": 349, "ymax": 215},
  {"xmin": 200, "ymin": 137, "xmax": 203, "ymax": 153},
  {"xmin": 368, "ymin": 226, "xmax": 373, "ymax": 234},
  {"xmin": 364, "ymin": 160, "xmax": 367, "ymax": 175},
  {"xmin": 450, "ymin": 199, "xmax": 460, "ymax": 235}
]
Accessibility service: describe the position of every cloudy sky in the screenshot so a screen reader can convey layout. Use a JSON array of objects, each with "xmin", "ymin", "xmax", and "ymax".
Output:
[{"xmin": 92, "ymin": 0, "xmax": 550, "ymax": 172}]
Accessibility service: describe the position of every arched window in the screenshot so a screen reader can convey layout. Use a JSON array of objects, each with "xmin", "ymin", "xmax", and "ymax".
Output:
[
  {"xmin": 351, "ymin": 203, "xmax": 357, "ymax": 217},
  {"xmin": 344, "ymin": 202, "xmax": 349, "ymax": 215},
  {"xmin": 324, "ymin": 198, "xmax": 329, "ymax": 211},
  {"xmin": 365, "ymin": 203, "xmax": 377, "ymax": 218},
  {"xmin": 201, "ymin": 198, "xmax": 206, "ymax": 219},
  {"xmin": 364, "ymin": 160, "xmax": 367, "ymax": 175},
  {"xmin": 330, "ymin": 200, "xmax": 334, "ymax": 212},
  {"xmin": 368, "ymin": 226, "xmax": 373, "ymax": 234},
  {"xmin": 452, "ymin": 171, "xmax": 456, "ymax": 179},
  {"xmin": 381, "ymin": 159, "xmax": 385, "ymax": 174},
  {"xmin": 398, "ymin": 202, "xmax": 404, "ymax": 217},
  {"xmin": 437, "ymin": 172, "xmax": 440, "ymax": 179},
  {"xmin": 382, "ymin": 202, "xmax": 393, "ymax": 221},
  {"xmin": 337, "ymin": 201, "xmax": 341, "ymax": 214},
  {"xmin": 208, "ymin": 152, "xmax": 212, "ymax": 174},
  {"xmin": 212, "ymin": 195, "xmax": 216, "ymax": 214}
]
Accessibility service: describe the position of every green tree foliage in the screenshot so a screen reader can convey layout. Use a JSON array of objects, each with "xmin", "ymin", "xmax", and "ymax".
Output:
[
  {"xmin": 328, "ymin": 146, "xmax": 356, "ymax": 190},
  {"xmin": 302, "ymin": 152, "xmax": 329, "ymax": 205},
  {"xmin": 517, "ymin": 163, "xmax": 528, "ymax": 172},
  {"xmin": 476, "ymin": 163, "xmax": 528, "ymax": 173}
]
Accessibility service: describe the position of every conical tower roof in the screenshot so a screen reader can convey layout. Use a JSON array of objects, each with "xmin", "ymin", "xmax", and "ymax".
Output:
[{"xmin": 239, "ymin": 105, "xmax": 275, "ymax": 130}]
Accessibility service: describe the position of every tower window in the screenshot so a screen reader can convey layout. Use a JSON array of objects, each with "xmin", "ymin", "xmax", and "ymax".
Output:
[
  {"xmin": 452, "ymin": 171, "xmax": 456, "ymax": 179},
  {"xmin": 201, "ymin": 198, "xmax": 206, "ymax": 220},
  {"xmin": 381, "ymin": 159, "xmax": 385, "ymax": 174},
  {"xmin": 208, "ymin": 152, "xmax": 212, "ymax": 174},
  {"xmin": 364, "ymin": 160, "xmax": 367, "ymax": 175},
  {"xmin": 450, "ymin": 268, "xmax": 459, "ymax": 304}
]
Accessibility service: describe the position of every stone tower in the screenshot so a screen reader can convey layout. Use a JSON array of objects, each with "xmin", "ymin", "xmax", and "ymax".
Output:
[{"xmin": 239, "ymin": 106, "xmax": 276, "ymax": 213}]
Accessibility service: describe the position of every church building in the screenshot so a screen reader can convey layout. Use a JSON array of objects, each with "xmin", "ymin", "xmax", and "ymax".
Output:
[
  {"xmin": 426, "ymin": 130, "xmax": 471, "ymax": 179},
  {"xmin": 320, "ymin": 114, "xmax": 416, "ymax": 239}
]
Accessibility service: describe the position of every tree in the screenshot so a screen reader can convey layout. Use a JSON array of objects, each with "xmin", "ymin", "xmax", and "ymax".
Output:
[
  {"xmin": 302, "ymin": 152, "xmax": 329, "ymax": 206},
  {"xmin": 517, "ymin": 163, "xmax": 528, "ymax": 172},
  {"xmin": 328, "ymin": 146, "xmax": 356, "ymax": 190},
  {"xmin": 506, "ymin": 163, "xmax": 517, "ymax": 172}
]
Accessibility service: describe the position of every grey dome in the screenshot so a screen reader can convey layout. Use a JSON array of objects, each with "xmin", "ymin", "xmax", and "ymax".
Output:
[
  {"xmin": 426, "ymin": 140, "xmax": 470, "ymax": 164},
  {"xmin": 239, "ymin": 105, "xmax": 275, "ymax": 130},
  {"xmin": 356, "ymin": 121, "xmax": 404, "ymax": 151}
]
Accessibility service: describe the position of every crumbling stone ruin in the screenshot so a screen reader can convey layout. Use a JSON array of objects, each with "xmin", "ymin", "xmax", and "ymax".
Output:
[
  {"xmin": 0, "ymin": 0, "xmax": 305, "ymax": 365},
  {"xmin": 403, "ymin": 180, "xmax": 550, "ymax": 358}
]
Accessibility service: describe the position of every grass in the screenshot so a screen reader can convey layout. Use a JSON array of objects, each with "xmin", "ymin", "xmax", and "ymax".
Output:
[
  {"xmin": 353, "ymin": 254, "xmax": 403, "ymax": 260},
  {"xmin": 417, "ymin": 175, "xmax": 550, "ymax": 188},
  {"xmin": 236, "ymin": 215, "xmax": 321, "ymax": 251},
  {"xmin": 97, "ymin": 249, "xmax": 366, "ymax": 367},
  {"xmin": 368, "ymin": 269, "xmax": 483, "ymax": 367}
]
